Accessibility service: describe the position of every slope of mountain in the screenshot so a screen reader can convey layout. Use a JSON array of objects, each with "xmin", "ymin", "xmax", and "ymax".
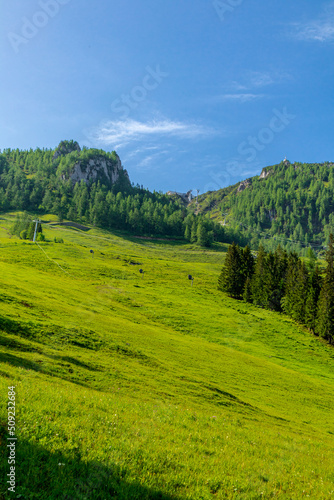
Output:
[
  {"xmin": 193, "ymin": 160, "xmax": 334, "ymax": 255},
  {"xmin": 1, "ymin": 216, "xmax": 334, "ymax": 499},
  {"xmin": 0, "ymin": 142, "xmax": 225, "ymax": 246}
]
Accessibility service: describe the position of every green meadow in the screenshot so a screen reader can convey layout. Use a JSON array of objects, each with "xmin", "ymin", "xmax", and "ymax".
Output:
[{"xmin": 1, "ymin": 214, "xmax": 334, "ymax": 499}]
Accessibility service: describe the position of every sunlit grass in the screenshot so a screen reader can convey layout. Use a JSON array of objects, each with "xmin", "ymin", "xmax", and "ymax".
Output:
[{"xmin": 1, "ymin": 214, "xmax": 334, "ymax": 499}]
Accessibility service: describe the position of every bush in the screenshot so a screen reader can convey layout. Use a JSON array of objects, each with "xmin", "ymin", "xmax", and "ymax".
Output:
[
  {"xmin": 54, "ymin": 237, "xmax": 64, "ymax": 243},
  {"xmin": 20, "ymin": 230, "xmax": 27, "ymax": 240},
  {"xmin": 37, "ymin": 233, "xmax": 45, "ymax": 242}
]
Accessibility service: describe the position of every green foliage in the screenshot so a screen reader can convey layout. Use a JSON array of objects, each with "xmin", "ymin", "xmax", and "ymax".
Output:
[
  {"xmin": 219, "ymin": 238, "xmax": 334, "ymax": 344},
  {"xmin": 11, "ymin": 213, "xmax": 43, "ymax": 241},
  {"xmin": 53, "ymin": 139, "xmax": 81, "ymax": 157},
  {"xmin": 305, "ymin": 265, "xmax": 322, "ymax": 333},
  {"xmin": 11, "ymin": 212, "xmax": 32, "ymax": 237},
  {"xmin": 316, "ymin": 234, "xmax": 334, "ymax": 342},
  {"xmin": 218, "ymin": 242, "xmax": 244, "ymax": 298},
  {"xmin": 196, "ymin": 160, "xmax": 334, "ymax": 254},
  {"xmin": 37, "ymin": 232, "xmax": 45, "ymax": 242},
  {"xmin": 0, "ymin": 145, "xmax": 225, "ymax": 245},
  {"xmin": 251, "ymin": 244, "xmax": 268, "ymax": 307},
  {"xmin": 26, "ymin": 222, "xmax": 36, "ymax": 240},
  {"xmin": 242, "ymin": 276, "xmax": 252, "ymax": 303}
]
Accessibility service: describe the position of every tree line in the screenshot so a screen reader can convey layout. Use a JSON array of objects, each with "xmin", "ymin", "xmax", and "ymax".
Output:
[
  {"xmin": 218, "ymin": 236, "xmax": 334, "ymax": 344},
  {"xmin": 0, "ymin": 144, "xmax": 225, "ymax": 247},
  {"xmin": 199, "ymin": 160, "xmax": 334, "ymax": 255},
  {"xmin": 11, "ymin": 213, "xmax": 44, "ymax": 241}
]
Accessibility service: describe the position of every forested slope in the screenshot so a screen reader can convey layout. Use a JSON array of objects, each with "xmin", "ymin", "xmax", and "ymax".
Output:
[
  {"xmin": 194, "ymin": 160, "xmax": 334, "ymax": 255},
  {"xmin": 0, "ymin": 142, "xmax": 224, "ymax": 246}
]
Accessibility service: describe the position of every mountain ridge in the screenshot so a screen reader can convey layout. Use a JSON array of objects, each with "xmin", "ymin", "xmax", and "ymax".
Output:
[{"xmin": 193, "ymin": 159, "xmax": 334, "ymax": 254}]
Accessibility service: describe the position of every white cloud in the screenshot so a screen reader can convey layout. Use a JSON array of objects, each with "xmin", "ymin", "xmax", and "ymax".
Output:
[
  {"xmin": 136, "ymin": 150, "xmax": 169, "ymax": 170},
  {"xmin": 90, "ymin": 118, "xmax": 216, "ymax": 148},
  {"xmin": 249, "ymin": 72, "xmax": 274, "ymax": 88},
  {"xmin": 212, "ymin": 93, "xmax": 264, "ymax": 103},
  {"xmin": 294, "ymin": 22, "xmax": 334, "ymax": 42},
  {"xmin": 292, "ymin": 4, "xmax": 334, "ymax": 42},
  {"xmin": 125, "ymin": 145, "xmax": 161, "ymax": 159}
]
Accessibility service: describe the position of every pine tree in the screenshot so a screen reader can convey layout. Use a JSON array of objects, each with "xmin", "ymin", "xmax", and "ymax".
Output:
[
  {"xmin": 251, "ymin": 244, "xmax": 267, "ymax": 307},
  {"xmin": 196, "ymin": 223, "xmax": 207, "ymax": 247},
  {"xmin": 243, "ymin": 277, "xmax": 252, "ymax": 302},
  {"xmin": 184, "ymin": 224, "xmax": 191, "ymax": 241},
  {"xmin": 190, "ymin": 221, "xmax": 197, "ymax": 243},
  {"xmin": 281, "ymin": 252, "xmax": 300, "ymax": 319},
  {"xmin": 316, "ymin": 234, "xmax": 334, "ymax": 343},
  {"xmin": 26, "ymin": 222, "xmax": 35, "ymax": 241},
  {"xmin": 218, "ymin": 242, "xmax": 243, "ymax": 298},
  {"xmin": 305, "ymin": 265, "xmax": 322, "ymax": 333},
  {"xmin": 241, "ymin": 245, "xmax": 255, "ymax": 281},
  {"xmin": 293, "ymin": 261, "xmax": 309, "ymax": 323}
]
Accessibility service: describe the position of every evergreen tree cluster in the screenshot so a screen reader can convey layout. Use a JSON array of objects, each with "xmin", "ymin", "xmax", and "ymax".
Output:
[
  {"xmin": 197, "ymin": 160, "xmax": 334, "ymax": 254},
  {"xmin": 11, "ymin": 212, "xmax": 44, "ymax": 241},
  {"xmin": 0, "ymin": 145, "xmax": 225, "ymax": 246},
  {"xmin": 218, "ymin": 236, "xmax": 334, "ymax": 344}
]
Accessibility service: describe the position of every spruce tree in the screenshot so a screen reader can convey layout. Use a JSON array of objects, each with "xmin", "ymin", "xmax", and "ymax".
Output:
[
  {"xmin": 243, "ymin": 277, "xmax": 252, "ymax": 303},
  {"xmin": 190, "ymin": 221, "xmax": 197, "ymax": 243},
  {"xmin": 293, "ymin": 261, "xmax": 309, "ymax": 324},
  {"xmin": 251, "ymin": 244, "xmax": 268, "ymax": 307},
  {"xmin": 218, "ymin": 242, "xmax": 243, "ymax": 298},
  {"xmin": 196, "ymin": 223, "xmax": 206, "ymax": 246},
  {"xmin": 26, "ymin": 222, "xmax": 36, "ymax": 241},
  {"xmin": 281, "ymin": 252, "xmax": 300, "ymax": 319},
  {"xmin": 316, "ymin": 234, "xmax": 334, "ymax": 343},
  {"xmin": 305, "ymin": 265, "xmax": 322, "ymax": 333},
  {"xmin": 241, "ymin": 245, "xmax": 255, "ymax": 281},
  {"xmin": 184, "ymin": 224, "xmax": 191, "ymax": 241}
]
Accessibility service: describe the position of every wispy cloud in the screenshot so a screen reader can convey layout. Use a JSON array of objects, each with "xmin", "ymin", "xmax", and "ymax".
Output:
[
  {"xmin": 228, "ymin": 71, "xmax": 292, "ymax": 91},
  {"xmin": 125, "ymin": 145, "xmax": 161, "ymax": 159},
  {"xmin": 249, "ymin": 72, "xmax": 274, "ymax": 88},
  {"xmin": 210, "ymin": 71, "xmax": 292, "ymax": 105},
  {"xmin": 291, "ymin": 4, "xmax": 334, "ymax": 42},
  {"xmin": 137, "ymin": 150, "xmax": 169, "ymax": 170},
  {"xmin": 293, "ymin": 21, "xmax": 334, "ymax": 41},
  {"xmin": 212, "ymin": 93, "xmax": 264, "ymax": 103},
  {"xmin": 89, "ymin": 118, "xmax": 216, "ymax": 148}
]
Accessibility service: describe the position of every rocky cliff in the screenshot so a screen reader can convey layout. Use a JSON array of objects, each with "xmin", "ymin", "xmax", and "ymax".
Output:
[
  {"xmin": 67, "ymin": 155, "xmax": 128, "ymax": 186},
  {"xmin": 54, "ymin": 140, "xmax": 130, "ymax": 188}
]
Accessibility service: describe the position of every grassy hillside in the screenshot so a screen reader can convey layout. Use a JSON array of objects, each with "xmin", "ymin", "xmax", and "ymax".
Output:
[
  {"xmin": 192, "ymin": 160, "xmax": 334, "ymax": 255},
  {"xmin": 1, "ymin": 214, "xmax": 334, "ymax": 499}
]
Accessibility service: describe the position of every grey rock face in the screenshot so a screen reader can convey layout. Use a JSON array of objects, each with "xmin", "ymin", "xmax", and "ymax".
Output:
[
  {"xmin": 62, "ymin": 154, "xmax": 129, "ymax": 186},
  {"xmin": 237, "ymin": 180, "xmax": 250, "ymax": 192},
  {"xmin": 259, "ymin": 168, "xmax": 272, "ymax": 179}
]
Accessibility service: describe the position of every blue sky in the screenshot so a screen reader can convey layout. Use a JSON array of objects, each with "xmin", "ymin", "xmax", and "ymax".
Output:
[{"xmin": 1, "ymin": 0, "xmax": 334, "ymax": 193}]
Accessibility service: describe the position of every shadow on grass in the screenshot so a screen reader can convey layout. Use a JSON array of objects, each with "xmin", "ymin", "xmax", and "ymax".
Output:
[
  {"xmin": 53, "ymin": 355, "xmax": 101, "ymax": 372},
  {"xmin": 0, "ymin": 435, "xmax": 183, "ymax": 500},
  {"xmin": 112, "ymin": 230, "xmax": 188, "ymax": 247},
  {"xmin": 0, "ymin": 350, "xmax": 104, "ymax": 393}
]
